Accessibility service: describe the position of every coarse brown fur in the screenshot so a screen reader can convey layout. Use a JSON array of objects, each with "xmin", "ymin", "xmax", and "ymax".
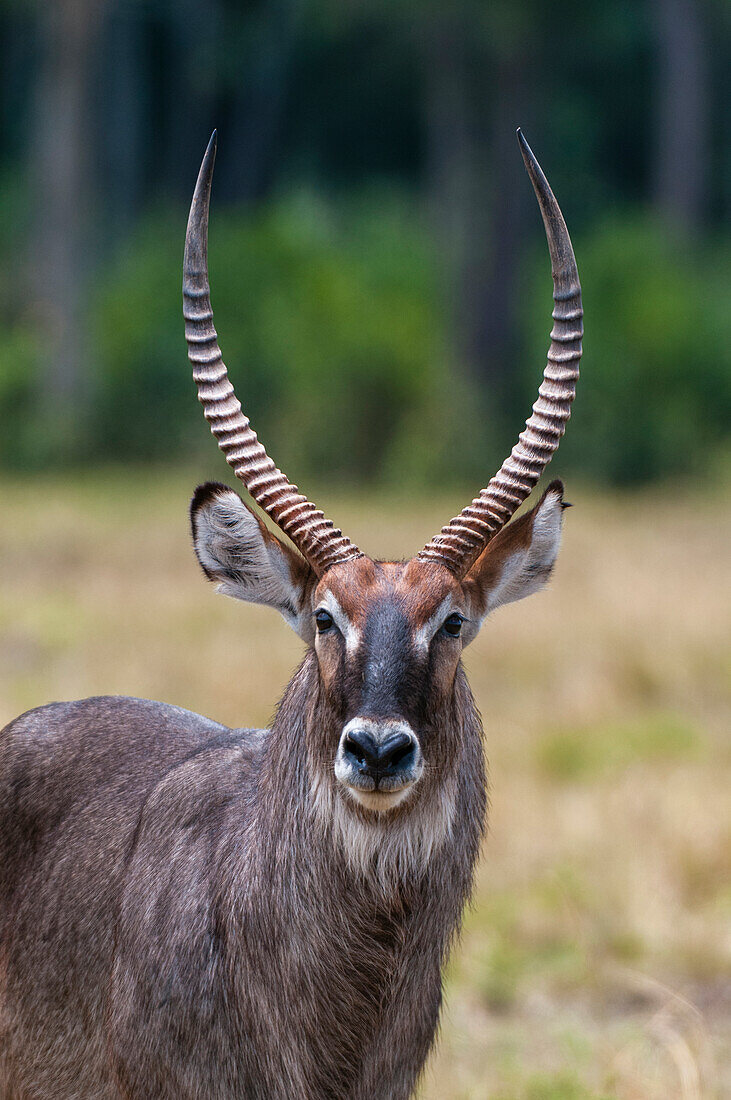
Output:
[
  {"xmin": 0, "ymin": 481, "xmax": 567, "ymax": 1099},
  {"xmin": 1, "ymin": 124, "xmax": 581, "ymax": 1097},
  {"xmin": 0, "ymin": 676, "xmax": 483, "ymax": 1099}
]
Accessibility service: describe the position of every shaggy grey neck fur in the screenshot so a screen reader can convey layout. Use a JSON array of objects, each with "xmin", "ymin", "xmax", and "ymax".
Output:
[{"xmin": 1, "ymin": 655, "xmax": 485, "ymax": 1099}]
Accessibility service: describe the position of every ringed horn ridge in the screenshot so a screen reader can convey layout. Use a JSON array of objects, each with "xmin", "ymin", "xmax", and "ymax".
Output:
[
  {"xmin": 184, "ymin": 128, "xmax": 582, "ymax": 579},
  {"xmin": 183, "ymin": 130, "xmax": 362, "ymax": 576},
  {"xmin": 417, "ymin": 128, "xmax": 583, "ymax": 578}
]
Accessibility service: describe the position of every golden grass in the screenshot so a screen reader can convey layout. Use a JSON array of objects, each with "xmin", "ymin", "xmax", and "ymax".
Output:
[{"xmin": 1, "ymin": 473, "xmax": 729, "ymax": 1099}]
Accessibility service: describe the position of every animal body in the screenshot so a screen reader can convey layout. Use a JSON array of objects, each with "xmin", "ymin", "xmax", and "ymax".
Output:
[{"xmin": 0, "ymin": 130, "xmax": 582, "ymax": 1098}]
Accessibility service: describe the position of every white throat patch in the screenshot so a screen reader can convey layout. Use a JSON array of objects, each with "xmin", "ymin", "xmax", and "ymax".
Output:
[{"xmin": 309, "ymin": 755, "xmax": 457, "ymax": 891}]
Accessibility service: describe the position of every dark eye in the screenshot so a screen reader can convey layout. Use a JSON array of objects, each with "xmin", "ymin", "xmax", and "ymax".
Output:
[
  {"xmin": 315, "ymin": 609, "xmax": 334, "ymax": 633},
  {"xmin": 442, "ymin": 613, "xmax": 463, "ymax": 637}
]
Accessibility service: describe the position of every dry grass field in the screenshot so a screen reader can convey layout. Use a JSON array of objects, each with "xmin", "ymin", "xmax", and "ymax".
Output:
[{"xmin": 0, "ymin": 472, "xmax": 728, "ymax": 1099}]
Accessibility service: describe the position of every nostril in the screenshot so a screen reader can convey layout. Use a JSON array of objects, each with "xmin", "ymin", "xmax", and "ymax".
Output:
[
  {"xmin": 343, "ymin": 730, "xmax": 379, "ymax": 770},
  {"xmin": 379, "ymin": 732, "xmax": 416, "ymax": 771},
  {"xmin": 340, "ymin": 726, "xmax": 418, "ymax": 779},
  {"xmin": 387, "ymin": 739, "xmax": 414, "ymax": 768},
  {"xmin": 344, "ymin": 737, "xmax": 366, "ymax": 766}
]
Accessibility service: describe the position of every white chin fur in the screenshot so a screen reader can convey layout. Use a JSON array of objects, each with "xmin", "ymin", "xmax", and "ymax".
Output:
[
  {"xmin": 344, "ymin": 785, "xmax": 414, "ymax": 813},
  {"xmin": 309, "ymin": 765, "xmax": 458, "ymax": 890}
]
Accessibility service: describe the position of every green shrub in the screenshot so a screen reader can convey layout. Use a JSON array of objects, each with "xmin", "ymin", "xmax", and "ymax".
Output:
[
  {"xmin": 3, "ymin": 193, "xmax": 729, "ymax": 489},
  {"xmin": 537, "ymin": 711, "xmax": 702, "ymax": 782},
  {"xmin": 521, "ymin": 215, "xmax": 731, "ymax": 486},
  {"xmin": 90, "ymin": 189, "xmax": 454, "ymax": 484}
]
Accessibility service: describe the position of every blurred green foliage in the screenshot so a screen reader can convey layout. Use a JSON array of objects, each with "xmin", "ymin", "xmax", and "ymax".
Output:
[
  {"xmin": 2, "ymin": 194, "xmax": 728, "ymax": 485},
  {"xmin": 536, "ymin": 711, "xmax": 702, "ymax": 782},
  {"xmin": 1, "ymin": 0, "xmax": 729, "ymax": 486},
  {"xmin": 91, "ymin": 191, "xmax": 451, "ymax": 484},
  {"xmin": 493, "ymin": 1077, "xmax": 616, "ymax": 1100},
  {"xmin": 524, "ymin": 216, "xmax": 731, "ymax": 485}
]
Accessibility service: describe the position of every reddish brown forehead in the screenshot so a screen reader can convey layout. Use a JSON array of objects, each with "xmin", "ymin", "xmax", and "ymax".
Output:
[{"xmin": 315, "ymin": 556, "xmax": 462, "ymax": 628}]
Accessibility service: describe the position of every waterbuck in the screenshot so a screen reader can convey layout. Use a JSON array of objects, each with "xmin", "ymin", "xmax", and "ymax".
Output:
[{"xmin": 0, "ymin": 130, "xmax": 582, "ymax": 1099}]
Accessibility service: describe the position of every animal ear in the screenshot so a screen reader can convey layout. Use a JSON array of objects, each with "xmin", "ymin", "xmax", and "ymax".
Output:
[
  {"xmin": 190, "ymin": 482, "xmax": 316, "ymax": 642},
  {"xmin": 461, "ymin": 480, "xmax": 567, "ymax": 643}
]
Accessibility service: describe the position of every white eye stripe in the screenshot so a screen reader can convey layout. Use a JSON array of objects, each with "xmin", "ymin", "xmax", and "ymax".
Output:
[
  {"xmin": 315, "ymin": 593, "xmax": 362, "ymax": 654},
  {"xmin": 316, "ymin": 594, "xmax": 464, "ymax": 653},
  {"xmin": 413, "ymin": 598, "xmax": 459, "ymax": 650}
]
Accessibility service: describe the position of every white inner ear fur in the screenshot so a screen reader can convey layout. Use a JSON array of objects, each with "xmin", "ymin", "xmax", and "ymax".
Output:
[
  {"xmin": 486, "ymin": 490, "xmax": 564, "ymax": 613},
  {"xmin": 193, "ymin": 489, "xmax": 313, "ymax": 641},
  {"xmin": 463, "ymin": 489, "xmax": 564, "ymax": 643}
]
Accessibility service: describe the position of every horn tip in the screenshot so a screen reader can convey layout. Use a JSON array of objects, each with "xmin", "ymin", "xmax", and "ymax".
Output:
[
  {"xmin": 517, "ymin": 127, "xmax": 537, "ymax": 171},
  {"xmin": 202, "ymin": 130, "xmax": 217, "ymax": 171},
  {"xmin": 194, "ymin": 132, "xmax": 218, "ymax": 186}
]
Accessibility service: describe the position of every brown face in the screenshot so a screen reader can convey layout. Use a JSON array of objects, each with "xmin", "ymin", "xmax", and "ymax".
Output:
[
  {"xmin": 192, "ymin": 480, "xmax": 567, "ymax": 819},
  {"xmin": 188, "ymin": 131, "xmax": 580, "ymax": 834},
  {"xmin": 313, "ymin": 557, "xmax": 468, "ymax": 813}
]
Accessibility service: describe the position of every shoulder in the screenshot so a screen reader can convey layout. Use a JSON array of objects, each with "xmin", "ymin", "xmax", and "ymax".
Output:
[
  {"xmin": 2, "ymin": 694, "xmax": 266, "ymax": 753},
  {"xmin": 0, "ymin": 695, "xmax": 266, "ymax": 825},
  {"xmin": 4, "ymin": 695, "xmax": 231, "ymax": 740}
]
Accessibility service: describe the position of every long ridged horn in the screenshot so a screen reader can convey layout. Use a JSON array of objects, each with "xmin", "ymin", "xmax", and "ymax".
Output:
[
  {"xmin": 183, "ymin": 132, "xmax": 362, "ymax": 576},
  {"xmin": 417, "ymin": 129, "xmax": 583, "ymax": 577}
]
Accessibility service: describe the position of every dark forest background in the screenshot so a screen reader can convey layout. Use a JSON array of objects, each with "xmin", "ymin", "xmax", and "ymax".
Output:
[{"xmin": 1, "ymin": 0, "xmax": 729, "ymax": 488}]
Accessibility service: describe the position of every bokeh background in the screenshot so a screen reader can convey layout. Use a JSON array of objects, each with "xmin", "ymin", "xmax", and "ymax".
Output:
[{"xmin": 0, "ymin": 2, "xmax": 729, "ymax": 1097}]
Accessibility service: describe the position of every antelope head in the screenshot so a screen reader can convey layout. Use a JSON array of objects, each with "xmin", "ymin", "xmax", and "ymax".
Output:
[{"xmin": 185, "ymin": 131, "xmax": 582, "ymax": 820}]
